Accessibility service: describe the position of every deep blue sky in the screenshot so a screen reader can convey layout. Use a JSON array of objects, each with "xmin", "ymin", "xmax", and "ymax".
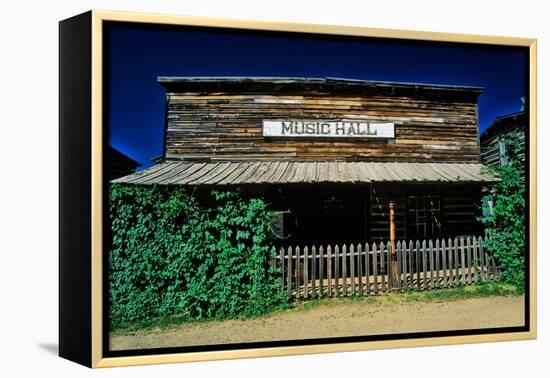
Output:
[{"xmin": 108, "ymin": 24, "xmax": 527, "ymax": 169}]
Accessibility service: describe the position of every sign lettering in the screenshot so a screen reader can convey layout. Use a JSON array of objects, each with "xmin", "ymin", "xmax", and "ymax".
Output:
[{"xmin": 262, "ymin": 120, "xmax": 395, "ymax": 139}]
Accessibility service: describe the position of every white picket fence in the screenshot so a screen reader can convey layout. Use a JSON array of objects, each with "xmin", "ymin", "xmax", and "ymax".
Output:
[{"xmin": 276, "ymin": 236, "xmax": 497, "ymax": 299}]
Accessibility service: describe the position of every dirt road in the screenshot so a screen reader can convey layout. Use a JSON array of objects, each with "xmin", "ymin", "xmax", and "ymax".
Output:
[{"xmin": 110, "ymin": 295, "xmax": 524, "ymax": 351}]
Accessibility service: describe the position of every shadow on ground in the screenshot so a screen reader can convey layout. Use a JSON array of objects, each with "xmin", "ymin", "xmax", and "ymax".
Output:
[{"xmin": 38, "ymin": 343, "xmax": 58, "ymax": 356}]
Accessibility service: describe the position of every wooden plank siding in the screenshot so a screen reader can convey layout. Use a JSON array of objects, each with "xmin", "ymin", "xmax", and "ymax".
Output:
[
  {"xmin": 480, "ymin": 111, "xmax": 526, "ymax": 167},
  {"xmin": 367, "ymin": 183, "xmax": 483, "ymax": 242},
  {"xmin": 159, "ymin": 77, "xmax": 483, "ymax": 163}
]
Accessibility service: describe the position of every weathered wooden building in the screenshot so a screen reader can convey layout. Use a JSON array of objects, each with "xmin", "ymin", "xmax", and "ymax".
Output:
[
  {"xmin": 480, "ymin": 111, "xmax": 526, "ymax": 167},
  {"xmin": 114, "ymin": 77, "xmax": 496, "ymax": 246}
]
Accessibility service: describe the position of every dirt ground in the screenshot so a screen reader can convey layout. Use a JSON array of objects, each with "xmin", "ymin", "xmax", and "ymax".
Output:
[{"xmin": 110, "ymin": 295, "xmax": 524, "ymax": 351}]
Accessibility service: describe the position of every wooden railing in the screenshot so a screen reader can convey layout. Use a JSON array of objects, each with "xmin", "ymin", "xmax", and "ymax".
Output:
[{"xmin": 276, "ymin": 236, "xmax": 497, "ymax": 299}]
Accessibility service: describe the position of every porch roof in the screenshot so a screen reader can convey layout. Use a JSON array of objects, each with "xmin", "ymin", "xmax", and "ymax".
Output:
[{"xmin": 112, "ymin": 161, "xmax": 498, "ymax": 186}]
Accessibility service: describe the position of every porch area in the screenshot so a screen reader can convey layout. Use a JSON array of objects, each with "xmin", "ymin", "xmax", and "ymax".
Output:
[{"xmin": 114, "ymin": 160, "xmax": 500, "ymax": 299}]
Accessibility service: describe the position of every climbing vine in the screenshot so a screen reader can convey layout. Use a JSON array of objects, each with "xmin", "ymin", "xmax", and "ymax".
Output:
[
  {"xmin": 109, "ymin": 184, "xmax": 289, "ymax": 329},
  {"xmin": 479, "ymin": 135, "xmax": 526, "ymax": 288}
]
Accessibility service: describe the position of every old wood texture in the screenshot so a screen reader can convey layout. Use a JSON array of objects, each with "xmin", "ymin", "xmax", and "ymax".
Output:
[
  {"xmin": 280, "ymin": 247, "xmax": 285, "ymax": 291},
  {"xmin": 158, "ymin": 77, "xmax": 483, "ymax": 163},
  {"xmin": 447, "ymin": 238, "xmax": 454, "ymax": 287},
  {"xmin": 472, "ymin": 237, "xmax": 479, "ymax": 282},
  {"xmin": 335, "ymin": 245, "xmax": 340, "ymax": 297},
  {"xmin": 480, "ymin": 111, "xmax": 526, "ymax": 167},
  {"xmin": 466, "ymin": 237, "xmax": 473, "ymax": 285},
  {"xmin": 279, "ymin": 236, "xmax": 494, "ymax": 299},
  {"xmin": 460, "ymin": 238, "xmax": 466, "ymax": 285},
  {"xmin": 366, "ymin": 183, "xmax": 486, "ymax": 243},
  {"xmin": 403, "ymin": 241, "xmax": 409, "ymax": 289},
  {"xmin": 311, "ymin": 246, "xmax": 317, "ymax": 298},
  {"xmin": 286, "ymin": 246, "xmax": 292, "ymax": 297},
  {"xmin": 386, "ymin": 241, "xmax": 392, "ymax": 292},
  {"xmin": 453, "ymin": 238, "xmax": 460, "ymax": 286},
  {"xmin": 435, "ymin": 239, "xmax": 441, "ymax": 288},
  {"xmin": 408, "ymin": 240, "xmax": 414, "ymax": 287},
  {"xmin": 397, "ymin": 241, "xmax": 403, "ymax": 290},
  {"xmin": 303, "ymin": 246, "xmax": 309, "ymax": 299},
  {"xmin": 372, "ymin": 242, "xmax": 379, "ymax": 294},
  {"xmin": 327, "ymin": 245, "xmax": 333, "ymax": 297},
  {"xmin": 478, "ymin": 237, "xmax": 486, "ymax": 280},
  {"xmin": 342, "ymin": 245, "xmax": 348, "ymax": 296},
  {"xmin": 357, "ymin": 244, "xmax": 363, "ymax": 295},
  {"xmin": 295, "ymin": 246, "xmax": 301, "ymax": 299},
  {"xmin": 113, "ymin": 161, "xmax": 496, "ymax": 185},
  {"xmin": 365, "ymin": 243, "xmax": 371, "ymax": 295},
  {"xmin": 350, "ymin": 244, "xmax": 356, "ymax": 296},
  {"xmin": 416, "ymin": 240, "xmax": 421, "ymax": 289},
  {"xmin": 380, "ymin": 243, "xmax": 388, "ymax": 292},
  {"xmin": 441, "ymin": 239, "xmax": 448, "ymax": 287},
  {"xmin": 319, "ymin": 246, "xmax": 324, "ymax": 297},
  {"xmin": 429, "ymin": 239, "xmax": 435, "ymax": 289}
]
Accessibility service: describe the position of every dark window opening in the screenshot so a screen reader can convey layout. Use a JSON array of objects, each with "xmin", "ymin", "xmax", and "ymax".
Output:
[{"xmin": 406, "ymin": 195, "xmax": 442, "ymax": 240}]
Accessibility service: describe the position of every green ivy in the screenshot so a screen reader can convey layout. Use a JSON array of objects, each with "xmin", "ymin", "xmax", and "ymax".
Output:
[
  {"xmin": 479, "ymin": 135, "xmax": 526, "ymax": 288},
  {"xmin": 109, "ymin": 185, "xmax": 289, "ymax": 329}
]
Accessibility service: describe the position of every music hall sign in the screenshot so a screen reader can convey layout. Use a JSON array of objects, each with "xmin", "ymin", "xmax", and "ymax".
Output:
[{"xmin": 262, "ymin": 119, "xmax": 395, "ymax": 139}]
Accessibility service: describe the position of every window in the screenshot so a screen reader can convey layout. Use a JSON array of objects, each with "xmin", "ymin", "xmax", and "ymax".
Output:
[
  {"xmin": 498, "ymin": 139, "xmax": 510, "ymax": 166},
  {"xmin": 481, "ymin": 195, "xmax": 494, "ymax": 218},
  {"xmin": 407, "ymin": 195, "xmax": 442, "ymax": 240}
]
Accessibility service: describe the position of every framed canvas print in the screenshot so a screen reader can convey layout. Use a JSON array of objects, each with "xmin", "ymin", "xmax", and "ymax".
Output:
[{"xmin": 59, "ymin": 10, "xmax": 537, "ymax": 368}]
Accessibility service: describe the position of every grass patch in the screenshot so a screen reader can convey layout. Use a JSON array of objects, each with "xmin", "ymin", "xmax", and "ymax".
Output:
[
  {"xmin": 394, "ymin": 281, "xmax": 521, "ymax": 303},
  {"xmin": 112, "ymin": 302, "xmax": 292, "ymax": 335},
  {"xmin": 111, "ymin": 313, "xmax": 196, "ymax": 335},
  {"xmin": 291, "ymin": 282, "xmax": 520, "ymax": 309},
  {"xmin": 111, "ymin": 282, "xmax": 521, "ymax": 335}
]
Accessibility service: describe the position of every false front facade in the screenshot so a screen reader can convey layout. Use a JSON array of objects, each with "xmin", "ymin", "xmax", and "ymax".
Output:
[{"xmin": 115, "ymin": 77, "xmax": 496, "ymax": 246}]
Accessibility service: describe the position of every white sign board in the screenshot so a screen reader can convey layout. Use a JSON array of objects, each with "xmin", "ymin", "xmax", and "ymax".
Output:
[{"xmin": 262, "ymin": 120, "xmax": 395, "ymax": 139}]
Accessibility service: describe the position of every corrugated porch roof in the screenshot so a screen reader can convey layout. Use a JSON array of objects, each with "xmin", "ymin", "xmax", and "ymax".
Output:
[{"xmin": 112, "ymin": 161, "xmax": 497, "ymax": 186}]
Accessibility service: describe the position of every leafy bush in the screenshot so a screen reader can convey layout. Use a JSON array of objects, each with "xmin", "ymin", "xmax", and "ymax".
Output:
[
  {"xmin": 109, "ymin": 184, "xmax": 289, "ymax": 329},
  {"xmin": 479, "ymin": 135, "xmax": 526, "ymax": 288}
]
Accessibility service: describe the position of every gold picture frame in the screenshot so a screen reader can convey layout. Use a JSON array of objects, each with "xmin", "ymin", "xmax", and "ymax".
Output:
[{"xmin": 59, "ymin": 9, "xmax": 537, "ymax": 368}]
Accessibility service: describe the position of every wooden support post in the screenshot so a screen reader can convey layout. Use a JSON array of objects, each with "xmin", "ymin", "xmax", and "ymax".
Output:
[{"xmin": 389, "ymin": 201, "xmax": 398, "ymax": 289}]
